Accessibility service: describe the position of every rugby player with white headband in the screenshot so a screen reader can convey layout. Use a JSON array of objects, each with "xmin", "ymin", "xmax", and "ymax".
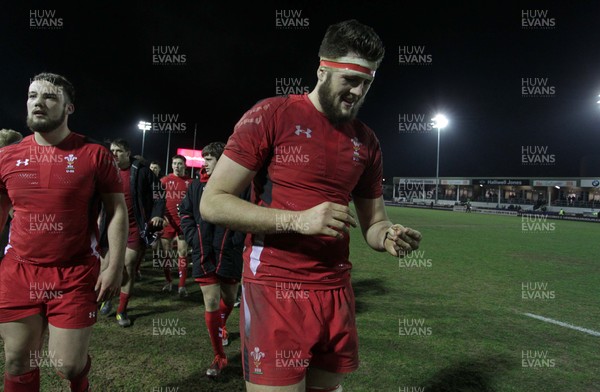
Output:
[{"xmin": 201, "ymin": 19, "xmax": 422, "ymax": 392}]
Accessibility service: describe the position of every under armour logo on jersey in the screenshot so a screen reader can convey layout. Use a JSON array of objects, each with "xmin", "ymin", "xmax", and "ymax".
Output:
[
  {"xmin": 16, "ymin": 159, "xmax": 29, "ymax": 166},
  {"xmin": 294, "ymin": 125, "xmax": 312, "ymax": 138}
]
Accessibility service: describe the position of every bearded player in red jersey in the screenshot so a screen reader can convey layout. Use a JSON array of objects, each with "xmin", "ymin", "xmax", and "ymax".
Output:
[
  {"xmin": 201, "ymin": 20, "xmax": 422, "ymax": 392},
  {"xmin": 159, "ymin": 155, "xmax": 192, "ymax": 297},
  {"xmin": 0, "ymin": 73, "xmax": 126, "ymax": 392}
]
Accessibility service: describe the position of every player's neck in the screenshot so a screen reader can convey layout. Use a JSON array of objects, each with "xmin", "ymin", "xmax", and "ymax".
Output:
[
  {"xmin": 34, "ymin": 126, "xmax": 71, "ymax": 146},
  {"xmin": 307, "ymin": 89, "xmax": 324, "ymax": 114}
]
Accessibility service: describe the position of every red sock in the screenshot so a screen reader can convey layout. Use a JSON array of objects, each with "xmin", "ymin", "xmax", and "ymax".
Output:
[
  {"xmin": 163, "ymin": 266, "xmax": 172, "ymax": 283},
  {"xmin": 117, "ymin": 292, "xmax": 130, "ymax": 314},
  {"xmin": 205, "ymin": 309, "xmax": 225, "ymax": 357},
  {"xmin": 4, "ymin": 368, "xmax": 40, "ymax": 392},
  {"xmin": 178, "ymin": 257, "xmax": 187, "ymax": 288},
  {"xmin": 219, "ymin": 298, "xmax": 234, "ymax": 328},
  {"xmin": 68, "ymin": 355, "xmax": 91, "ymax": 392}
]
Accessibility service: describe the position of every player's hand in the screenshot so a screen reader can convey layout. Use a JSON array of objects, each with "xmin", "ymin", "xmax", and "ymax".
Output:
[
  {"xmin": 95, "ymin": 266, "xmax": 123, "ymax": 303},
  {"xmin": 384, "ymin": 224, "xmax": 422, "ymax": 257},
  {"xmin": 150, "ymin": 216, "xmax": 164, "ymax": 227},
  {"xmin": 298, "ymin": 202, "xmax": 357, "ymax": 239}
]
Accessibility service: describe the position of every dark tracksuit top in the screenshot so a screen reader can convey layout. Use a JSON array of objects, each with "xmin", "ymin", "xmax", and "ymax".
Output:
[{"xmin": 179, "ymin": 178, "xmax": 249, "ymax": 280}]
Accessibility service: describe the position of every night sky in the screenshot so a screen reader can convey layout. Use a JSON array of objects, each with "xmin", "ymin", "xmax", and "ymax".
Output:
[{"xmin": 2, "ymin": 1, "xmax": 600, "ymax": 179}]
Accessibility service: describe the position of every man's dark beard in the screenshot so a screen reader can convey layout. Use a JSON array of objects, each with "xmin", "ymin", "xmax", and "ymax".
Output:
[
  {"xmin": 317, "ymin": 76, "xmax": 363, "ymax": 126},
  {"xmin": 26, "ymin": 106, "xmax": 67, "ymax": 133}
]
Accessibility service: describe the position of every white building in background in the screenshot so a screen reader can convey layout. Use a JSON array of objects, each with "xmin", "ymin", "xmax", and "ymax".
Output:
[{"xmin": 390, "ymin": 177, "xmax": 600, "ymax": 213}]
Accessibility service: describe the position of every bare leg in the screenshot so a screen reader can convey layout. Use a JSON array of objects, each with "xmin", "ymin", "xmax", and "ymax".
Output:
[
  {"xmin": 0, "ymin": 314, "xmax": 47, "ymax": 375},
  {"xmin": 47, "ymin": 324, "xmax": 92, "ymax": 378},
  {"xmin": 306, "ymin": 368, "xmax": 344, "ymax": 390},
  {"xmin": 245, "ymin": 380, "xmax": 305, "ymax": 392},
  {"xmin": 121, "ymin": 248, "xmax": 140, "ymax": 296}
]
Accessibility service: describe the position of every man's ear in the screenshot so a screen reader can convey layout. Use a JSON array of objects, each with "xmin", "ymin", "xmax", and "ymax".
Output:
[
  {"xmin": 317, "ymin": 67, "xmax": 327, "ymax": 82},
  {"xmin": 66, "ymin": 103, "xmax": 75, "ymax": 115}
]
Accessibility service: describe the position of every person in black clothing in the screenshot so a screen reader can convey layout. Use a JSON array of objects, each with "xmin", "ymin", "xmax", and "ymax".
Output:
[
  {"xmin": 99, "ymin": 139, "xmax": 165, "ymax": 327},
  {"xmin": 179, "ymin": 142, "xmax": 248, "ymax": 377},
  {"xmin": 147, "ymin": 161, "xmax": 164, "ymax": 279}
]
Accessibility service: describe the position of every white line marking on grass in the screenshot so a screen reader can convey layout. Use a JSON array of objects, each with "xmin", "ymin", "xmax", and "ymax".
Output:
[{"xmin": 523, "ymin": 313, "xmax": 600, "ymax": 337}]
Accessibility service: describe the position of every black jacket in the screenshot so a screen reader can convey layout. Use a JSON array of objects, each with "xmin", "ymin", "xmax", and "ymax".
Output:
[
  {"xmin": 130, "ymin": 158, "xmax": 165, "ymax": 243},
  {"xmin": 179, "ymin": 179, "xmax": 248, "ymax": 279},
  {"xmin": 99, "ymin": 158, "xmax": 165, "ymax": 250}
]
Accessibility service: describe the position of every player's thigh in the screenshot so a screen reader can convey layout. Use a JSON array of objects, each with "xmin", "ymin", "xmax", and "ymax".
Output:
[
  {"xmin": 47, "ymin": 324, "xmax": 93, "ymax": 370},
  {"xmin": 200, "ymin": 283, "xmax": 221, "ymax": 310},
  {"xmin": 306, "ymin": 367, "xmax": 345, "ymax": 389},
  {"xmin": 176, "ymin": 236, "xmax": 188, "ymax": 256},
  {"xmin": 0, "ymin": 314, "xmax": 47, "ymax": 371},
  {"xmin": 160, "ymin": 237, "xmax": 172, "ymax": 250},
  {"xmin": 246, "ymin": 380, "xmax": 305, "ymax": 392},
  {"xmin": 220, "ymin": 282, "xmax": 239, "ymax": 303}
]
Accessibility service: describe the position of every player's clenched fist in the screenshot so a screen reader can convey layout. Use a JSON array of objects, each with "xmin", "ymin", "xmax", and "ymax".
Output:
[
  {"xmin": 298, "ymin": 201, "xmax": 357, "ymax": 238},
  {"xmin": 384, "ymin": 224, "xmax": 422, "ymax": 257}
]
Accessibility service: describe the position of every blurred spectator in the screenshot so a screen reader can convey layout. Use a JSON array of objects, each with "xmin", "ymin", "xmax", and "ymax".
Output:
[{"xmin": 0, "ymin": 129, "xmax": 23, "ymax": 147}]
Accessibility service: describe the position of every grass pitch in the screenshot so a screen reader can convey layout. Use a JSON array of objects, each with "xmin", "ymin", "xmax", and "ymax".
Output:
[{"xmin": 1, "ymin": 206, "xmax": 599, "ymax": 391}]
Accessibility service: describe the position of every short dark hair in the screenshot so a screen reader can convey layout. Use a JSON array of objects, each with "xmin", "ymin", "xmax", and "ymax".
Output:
[
  {"xmin": 318, "ymin": 20, "xmax": 385, "ymax": 67},
  {"xmin": 202, "ymin": 142, "xmax": 226, "ymax": 160},
  {"xmin": 110, "ymin": 138, "xmax": 131, "ymax": 152},
  {"xmin": 32, "ymin": 72, "xmax": 76, "ymax": 104},
  {"xmin": 0, "ymin": 129, "xmax": 23, "ymax": 147},
  {"xmin": 172, "ymin": 154, "xmax": 186, "ymax": 163},
  {"xmin": 150, "ymin": 161, "xmax": 161, "ymax": 168}
]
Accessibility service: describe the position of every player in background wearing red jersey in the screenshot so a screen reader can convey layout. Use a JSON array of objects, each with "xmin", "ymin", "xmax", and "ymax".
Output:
[
  {"xmin": 201, "ymin": 20, "xmax": 422, "ymax": 391},
  {"xmin": 0, "ymin": 73, "xmax": 126, "ymax": 392},
  {"xmin": 160, "ymin": 155, "xmax": 192, "ymax": 297},
  {"xmin": 98, "ymin": 139, "xmax": 165, "ymax": 327},
  {"xmin": 180, "ymin": 142, "xmax": 248, "ymax": 377}
]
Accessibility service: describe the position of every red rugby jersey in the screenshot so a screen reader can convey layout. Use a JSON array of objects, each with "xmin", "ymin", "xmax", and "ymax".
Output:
[
  {"xmin": 119, "ymin": 166, "xmax": 136, "ymax": 229},
  {"xmin": 160, "ymin": 173, "xmax": 191, "ymax": 227},
  {"xmin": 225, "ymin": 94, "xmax": 383, "ymax": 289},
  {"xmin": 0, "ymin": 133, "xmax": 122, "ymax": 265}
]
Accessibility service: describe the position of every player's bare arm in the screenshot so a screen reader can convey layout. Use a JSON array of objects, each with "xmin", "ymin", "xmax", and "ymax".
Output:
[
  {"xmin": 353, "ymin": 196, "xmax": 422, "ymax": 257},
  {"xmin": 201, "ymin": 155, "xmax": 356, "ymax": 237},
  {"xmin": 95, "ymin": 192, "xmax": 128, "ymax": 302}
]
